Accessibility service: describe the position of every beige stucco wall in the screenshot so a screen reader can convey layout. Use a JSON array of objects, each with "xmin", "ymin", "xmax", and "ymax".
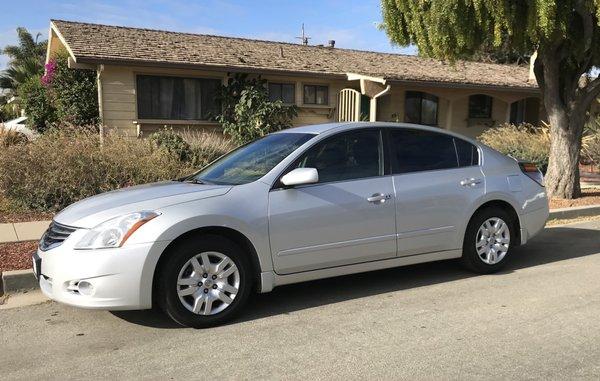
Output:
[{"xmin": 375, "ymin": 84, "xmax": 539, "ymax": 138}]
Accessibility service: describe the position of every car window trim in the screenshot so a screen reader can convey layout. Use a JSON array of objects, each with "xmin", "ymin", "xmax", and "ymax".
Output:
[{"xmin": 270, "ymin": 127, "xmax": 387, "ymax": 191}]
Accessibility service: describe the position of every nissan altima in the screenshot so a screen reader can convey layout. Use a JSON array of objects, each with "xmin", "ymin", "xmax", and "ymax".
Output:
[{"xmin": 34, "ymin": 122, "xmax": 549, "ymax": 328}]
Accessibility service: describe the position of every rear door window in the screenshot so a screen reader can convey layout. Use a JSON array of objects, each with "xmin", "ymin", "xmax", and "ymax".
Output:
[{"xmin": 389, "ymin": 129, "xmax": 458, "ymax": 174}]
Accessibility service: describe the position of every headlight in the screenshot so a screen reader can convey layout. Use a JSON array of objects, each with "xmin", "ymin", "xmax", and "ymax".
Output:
[{"xmin": 74, "ymin": 211, "xmax": 160, "ymax": 250}]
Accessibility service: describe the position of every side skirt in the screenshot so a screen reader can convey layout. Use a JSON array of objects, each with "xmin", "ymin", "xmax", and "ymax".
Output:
[{"xmin": 258, "ymin": 249, "xmax": 462, "ymax": 293}]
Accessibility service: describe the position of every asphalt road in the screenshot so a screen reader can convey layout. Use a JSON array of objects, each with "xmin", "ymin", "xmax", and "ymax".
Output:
[{"xmin": 1, "ymin": 220, "xmax": 600, "ymax": 380}]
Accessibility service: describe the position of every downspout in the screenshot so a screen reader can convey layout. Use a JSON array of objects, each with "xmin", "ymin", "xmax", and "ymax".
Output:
[
  {"xmin": 369, "ymin": 85, "xmax": 391, "ymax": 122},
  {"xmin": 96, "ymin": 64, "xmax": 105, "ymax": 143}
]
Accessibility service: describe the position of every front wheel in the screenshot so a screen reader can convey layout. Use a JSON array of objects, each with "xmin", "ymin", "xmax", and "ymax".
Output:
[
  {"xmin": 156, "ymin": 235, "xmax": 253, "ymax": 328},
  {"xmin": 461, "ymin": 207, "xmax": 514, "ymax": 274}
]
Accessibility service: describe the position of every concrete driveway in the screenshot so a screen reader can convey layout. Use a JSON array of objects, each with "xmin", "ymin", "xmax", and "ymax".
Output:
[{"xmin": 1, "ymin": 220, "xmax": 600, "ymax": 380}]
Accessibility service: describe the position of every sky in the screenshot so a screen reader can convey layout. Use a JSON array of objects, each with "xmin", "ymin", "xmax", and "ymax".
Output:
[{"xmin": 0, "ymin": 0, "xmax": 417, "ymax": 71}]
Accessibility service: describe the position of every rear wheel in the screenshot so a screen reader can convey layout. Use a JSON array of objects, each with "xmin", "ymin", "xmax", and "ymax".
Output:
[
  {"xmin": 156, "ymin": 235, "xmax": 252, "ymax": 328},
  {"xmin": 461, "ymin": 207, "xmax": 514, "ymax": 273}
]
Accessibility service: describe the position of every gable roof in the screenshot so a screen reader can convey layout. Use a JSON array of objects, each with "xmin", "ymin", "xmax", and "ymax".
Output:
[{"xmin": 50, "ymin": 20, "xmax": 537, "ymax": 91}]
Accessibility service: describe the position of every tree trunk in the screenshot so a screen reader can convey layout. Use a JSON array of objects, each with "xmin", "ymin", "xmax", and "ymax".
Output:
[{"xmin": 544, "ymin": 110, "xmax": 583, "ymax": 199}]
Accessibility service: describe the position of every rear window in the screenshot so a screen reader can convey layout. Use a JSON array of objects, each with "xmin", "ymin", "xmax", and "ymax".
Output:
[{"xmin": 454, "ymin": 138, "xmax": 479, "ymax": 167}]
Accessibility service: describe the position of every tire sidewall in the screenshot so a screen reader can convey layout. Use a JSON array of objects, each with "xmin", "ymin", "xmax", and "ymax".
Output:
[
  {"xmin": 462, "ymin": 207, "xmax": 515, "ymax": 273},
  {"xmin": 158, "ymin": 235, "xmax": 252, "ymax": 328}
]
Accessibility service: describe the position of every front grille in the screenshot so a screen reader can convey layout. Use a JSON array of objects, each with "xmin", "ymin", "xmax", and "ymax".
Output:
[{"xmin": 39, "ymin": 221, "xmax": 77, "ymax": 251}]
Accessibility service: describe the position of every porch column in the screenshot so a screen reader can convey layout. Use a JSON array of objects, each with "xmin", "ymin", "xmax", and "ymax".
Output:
[{"xmin": 370, "ymin": 98, "xmax": 377, "ymax": 122}]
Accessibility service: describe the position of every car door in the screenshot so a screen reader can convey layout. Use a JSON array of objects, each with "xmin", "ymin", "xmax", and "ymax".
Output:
[
  {"xmin": 388, "ymin": 128, "xmax": 485, "ymax": 257},
  {"xmin": 269, "ymin": 128, "xmax": 397, "ymax": 275}
]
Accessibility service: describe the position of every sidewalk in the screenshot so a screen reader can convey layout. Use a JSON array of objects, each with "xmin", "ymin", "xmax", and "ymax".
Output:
[{"xmin": 0, "ymin": 221, "xmax": 50, "ymax": 243}]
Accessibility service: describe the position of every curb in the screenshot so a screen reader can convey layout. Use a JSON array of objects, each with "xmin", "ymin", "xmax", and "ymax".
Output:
[
  {"xmin": 548, "ymin": 204, "xmax": 600, "ymax": 220},
  {"xmin": 1, "ymin": 269, "xmax": 38, "ymax": 295},
  {"xmin": 0, "ymin": 220, "xmax": 50, "ymax": 244}
]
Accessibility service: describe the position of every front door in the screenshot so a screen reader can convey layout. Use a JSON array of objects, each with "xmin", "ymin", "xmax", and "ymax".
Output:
[{"xmin": 269, "ymin": 129, "xmax": 397, "ymax": 274}]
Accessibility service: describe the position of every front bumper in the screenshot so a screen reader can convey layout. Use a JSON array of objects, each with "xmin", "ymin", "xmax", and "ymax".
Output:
[{"xmin": 36, "ymin": 237, "xmax": 166, "ymax": 310}]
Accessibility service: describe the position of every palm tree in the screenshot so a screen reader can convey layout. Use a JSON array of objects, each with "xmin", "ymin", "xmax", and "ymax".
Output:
[{"xmin": 0, "ymin": 27, "xmax": 47, "ymax": 95}]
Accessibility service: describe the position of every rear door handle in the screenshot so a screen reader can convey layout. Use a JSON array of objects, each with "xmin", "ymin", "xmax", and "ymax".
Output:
[
  {"xmin": 367, "ymin": 193, "xmax": 392, "ymax": 204},
  {"xmin": 460, "ymin": 178, "xmax": 483, "ymax": 187}
]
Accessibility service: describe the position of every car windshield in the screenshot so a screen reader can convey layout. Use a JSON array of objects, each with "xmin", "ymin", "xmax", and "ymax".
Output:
[{"xmin": 190, "ymin": 133, "xmax": 315, "ymax": 185}]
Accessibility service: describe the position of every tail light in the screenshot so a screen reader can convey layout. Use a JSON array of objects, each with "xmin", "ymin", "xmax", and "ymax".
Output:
[{"xmin": 519, "ymin": 162, "xmax": 545, "ymax": 187}]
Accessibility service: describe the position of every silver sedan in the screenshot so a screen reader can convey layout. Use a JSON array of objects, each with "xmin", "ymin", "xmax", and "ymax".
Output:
[{"xmin": 34, "ymin": 122, "xmax": 549, "ymax": 328}]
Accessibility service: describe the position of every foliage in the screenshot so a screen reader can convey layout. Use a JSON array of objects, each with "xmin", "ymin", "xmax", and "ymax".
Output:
[
  {"xmin": 49, "ymin": 54, "xmax": 99, "ymax": 126},
  {"xmin": 217, "ymin": 73, "xmax": 298, "ymax": 144},
  {"xmin": 17, "ymin": 76, "xmax": 57, "ymax": 131},
  {"xmin": 479, "ymin": 123, "xmax": 551, "ymax": 173},
  {"xmin": 0, "ymin": 129, "xmax": 194, "ymax": 212},
  {"xmin": 0, "ymin": 127, "xmax": 29, "ymax": 147},
  {"xmin": 149, "ymin": 128, "xmax": 192, "ymax": 161},
  {"xmin": 179, "ymin": 130, "xmax": 234, "ymax": 168},
  {"xmin": 16, "ymin": 53, "xmax": 99, "ymax": 131},
  {"xmin": 0, "ymin": 27, "xmax": 47, "ymax": 94},
  {"xmin": 380, "ymin": 0, "xmax": 600, "ymax": 199},
  {"xmin": 582, "ymin": 116, "xmax": 600, "ymax": 166}
]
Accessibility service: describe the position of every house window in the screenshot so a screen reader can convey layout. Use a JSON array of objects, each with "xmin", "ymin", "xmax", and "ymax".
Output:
[
  {"xmin": 468, "ymin": 94, "xmax": 493, "ymax": 119},
  {"xmin": 303, "ymin": 84, "xmax": 328, "ymax": 105},
  {"xmin": 404, "ymin": 91, "xmax": 438, "ymax": 125},
  {"xmin": 136, "ymin": 75, "xmax": 221, "ymax": 120},
  {"xmin": 268, "ymin": 83, "xmax": 295, "ymax": 104}
]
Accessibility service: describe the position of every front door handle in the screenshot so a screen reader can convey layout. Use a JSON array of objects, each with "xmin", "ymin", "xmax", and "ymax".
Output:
[
  {"xmin": 460, "ymin": 178, "xmax": 483, "ymax": 187},
  {"xmin": 367, "ymin": 193, "xmax": 392, "ymax": 204}
]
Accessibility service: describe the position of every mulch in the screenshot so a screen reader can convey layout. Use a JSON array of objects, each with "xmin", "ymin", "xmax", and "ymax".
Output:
[
  {"xmin": 0, "ymin": 241, "xmax": 38, "ymax": 273},
  {"xmin": 0, "ymin": 211, "xmax": 54, "ymax": 224},
  {"xmin": 549, "ymin": 189, "xmax": 600, "ymax": 210}
]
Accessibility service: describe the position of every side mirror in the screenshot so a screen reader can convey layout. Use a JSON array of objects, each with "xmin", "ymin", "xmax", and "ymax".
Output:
[{"xmin": 280, "ymin": 168, "xmax": 319, "ymax": 187}]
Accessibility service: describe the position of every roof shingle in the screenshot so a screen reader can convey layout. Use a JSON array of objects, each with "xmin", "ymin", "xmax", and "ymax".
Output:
[{"xmin": 51, "ymin": 20, "xmax": 537, "ymax": 90}]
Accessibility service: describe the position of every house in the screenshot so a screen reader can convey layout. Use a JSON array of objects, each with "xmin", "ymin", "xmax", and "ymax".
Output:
[{"xmin": 46, "ymin": 20, "xmax": 544, "ymax": 138}]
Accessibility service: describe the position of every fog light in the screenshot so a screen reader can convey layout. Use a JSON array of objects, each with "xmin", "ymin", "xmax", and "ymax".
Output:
[{"xmin": 77, "ymin": 281, "xmax": 94, "ymax": 296}]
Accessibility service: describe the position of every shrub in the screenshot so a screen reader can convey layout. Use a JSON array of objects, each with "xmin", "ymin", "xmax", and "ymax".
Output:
[
  {"xmin": 0, "ymin": 129, "xmax": 194, "ymax": 212},
  {"xmin": 18, "ymin": 76, "xmax": 57, "ymax": 131},
  {"xmin": 478, "ymin": 123, "xmax": 550, "ymax": 172},
  {"xmin": 181, "ymin": 130, "xmax": 234, "ymax": 168},
  {"xmin": 49, "ymin": 54, "xmax": 99, "ymax": 126},
  {"xmin": 217, "ymin": 73, "xmax": 297, "ymax": 144},
  {"xmin": 149, "ymin": 128, "xmax": 192, "ymax": 161}
]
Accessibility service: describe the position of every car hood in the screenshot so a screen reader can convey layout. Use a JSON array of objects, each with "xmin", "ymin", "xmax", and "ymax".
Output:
[{"xmin": 54, "ymin": 181, "xmax": 232, "ymax": 228}]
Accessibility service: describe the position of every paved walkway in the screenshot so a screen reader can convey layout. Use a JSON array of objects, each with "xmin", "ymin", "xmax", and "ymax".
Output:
[{"xmin": 0, "ymin": 221, "xmax": 50, "ymax": 243}]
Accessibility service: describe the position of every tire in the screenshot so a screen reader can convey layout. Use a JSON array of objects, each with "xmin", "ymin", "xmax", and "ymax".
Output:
[
  {"xmin": 461, "ymin": 207, "xmax": 515, "ymax": 274},
  {"xmin": 156, "ymin": 234, "xmax": 253, "ymax": 328}
]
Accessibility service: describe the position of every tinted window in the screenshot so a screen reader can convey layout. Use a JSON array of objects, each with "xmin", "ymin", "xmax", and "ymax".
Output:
[
  {"xmin": 390, "ymin": 129, "xmax": 457, "ymax": 173},
  {"xmin": 404, "ymin": 91, "xmax": 438, "ymax": 125},
  {"xmin": 295, "ymin": 130, "xmax": 382, "ymax": 183},
  {"xmin": 193, "ymin": 133, "xmax": 314, "ymax": 185},
  {"xmin": 136, "ymin": 75, "xmax": 221, "ymax": 120},
  {"xmin": 455, "ymin": 138, "xmax": 479, "ymax": 167},
  {"xmin": 468, "ymin": 94, "xmax": 493, "ymax": 118}
]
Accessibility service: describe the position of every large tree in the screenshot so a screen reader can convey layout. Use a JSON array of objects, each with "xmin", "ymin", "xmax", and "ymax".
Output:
[
  {"xmin": 0, "ymin": 27, "xmax": 47, "ymax": 95},
  {"xmin": 381, "ymin": 0, "xmax": 600, "ymax": 199}
]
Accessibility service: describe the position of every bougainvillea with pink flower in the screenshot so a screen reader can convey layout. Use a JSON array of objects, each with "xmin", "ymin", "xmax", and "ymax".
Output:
[{"xmin": 41, "ymin": 59, "xmax": 57, "ymax": 86}]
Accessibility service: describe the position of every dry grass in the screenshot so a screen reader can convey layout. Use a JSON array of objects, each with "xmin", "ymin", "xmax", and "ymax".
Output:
[
  {"xmin": 479, "ymin": 123, "xmax": 550, "ymax": 171},
  {"xmin": 0, "ymin": 129, "xmax": 195, "ymax": 212}
]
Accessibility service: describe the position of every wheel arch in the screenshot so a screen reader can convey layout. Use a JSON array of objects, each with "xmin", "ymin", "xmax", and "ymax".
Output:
[
  {"xmin": 466, "ymin": 199, "xmax": 522, "ymax": 247},
  {"xmin": 151, "ymin": 226, "xmax": 263, "ymax": 306}
]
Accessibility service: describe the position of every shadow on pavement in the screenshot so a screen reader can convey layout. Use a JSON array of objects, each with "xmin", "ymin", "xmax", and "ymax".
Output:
[{"xmin": 112, "ymin": 225, "xmax": 600, "ymax": 329}]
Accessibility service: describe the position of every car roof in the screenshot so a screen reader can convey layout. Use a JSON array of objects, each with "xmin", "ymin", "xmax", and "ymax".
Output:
[{"xmin": 276, "ymin": 122, "xmax": 480, "ymax": 144}]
